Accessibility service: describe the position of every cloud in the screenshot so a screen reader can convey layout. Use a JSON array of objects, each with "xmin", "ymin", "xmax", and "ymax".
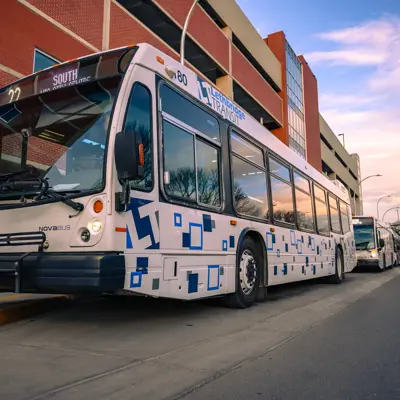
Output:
[{"xmin": 309, "ymin": 16, "xmax": 400, "ymax": 220}]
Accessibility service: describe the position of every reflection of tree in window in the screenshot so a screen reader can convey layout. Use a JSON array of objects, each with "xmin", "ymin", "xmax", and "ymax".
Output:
[
  {"xmin": 232, "ymin": 156, "xmax": 268, "ymax": 219},
  {"xmin": 270, "ymin": 158, "xmax": 295, "ymax": 224}
]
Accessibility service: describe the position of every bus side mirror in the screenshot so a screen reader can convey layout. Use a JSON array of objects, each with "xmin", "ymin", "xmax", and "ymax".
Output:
[
  {"xmin": 379, "ymin": 238, "xmax": 385, "ymax": 249},
  {"xmin": 114, "ymin": 130, "xmax": 144, "ymax": 182}
]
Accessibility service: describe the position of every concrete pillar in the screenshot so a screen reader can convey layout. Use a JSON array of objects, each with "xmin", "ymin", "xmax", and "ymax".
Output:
[{"xmin": 216, "ymin": 75, "xmax": 233, "ymax": 99}]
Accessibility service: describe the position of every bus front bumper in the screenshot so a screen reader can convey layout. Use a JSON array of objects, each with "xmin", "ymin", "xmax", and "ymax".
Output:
[
  {"xmin": 0, "ymin": 252, "xmax": 125, "ymax": 293},
  {"xmin": 356, "ymin": 258, "xmax": 379, "ymax": 268}
]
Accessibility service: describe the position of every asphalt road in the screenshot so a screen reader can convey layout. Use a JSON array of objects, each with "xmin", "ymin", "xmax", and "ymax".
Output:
[
  {"xmin": 182, "ymin": 271, "xmax": 400, "ymax": 400},
  {"xmin": 0, "ymin": 269, "xmax": 399, "ymax": 400}
]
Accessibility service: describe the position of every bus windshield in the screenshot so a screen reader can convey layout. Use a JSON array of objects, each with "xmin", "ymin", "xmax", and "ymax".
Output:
[
  {"xmin": 353, "ymin": 224, "xmax": 375, "ymax": 250},
  {"xmin": 0, "ymin": 47, "xmax": 136, "ymax": 200},
  {"xmin": 0, "ymin": 77, "xmax": 120, "ymax": 197}
]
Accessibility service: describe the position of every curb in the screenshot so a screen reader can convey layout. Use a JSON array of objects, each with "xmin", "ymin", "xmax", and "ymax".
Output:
[{"xmin": 0, "ymin": 295, "xmax": 78, "ymax": 326}]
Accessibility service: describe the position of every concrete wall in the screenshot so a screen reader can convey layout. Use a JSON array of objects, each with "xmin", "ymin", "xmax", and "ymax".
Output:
[{"xmin": 320, "ymin": 113, "xmax": 363, "ymax": 215}]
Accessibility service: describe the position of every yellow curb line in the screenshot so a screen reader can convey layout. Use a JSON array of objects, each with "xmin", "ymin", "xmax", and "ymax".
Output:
[{"xmin": 0, "ymin": 295, "xmax": 77, "ymax": 326}]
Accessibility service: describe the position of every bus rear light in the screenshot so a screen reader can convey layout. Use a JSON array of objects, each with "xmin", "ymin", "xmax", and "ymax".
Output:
[
  {"xmin": 93, "ymin": 200, "xmax": 103, "ymax": 213},
  {"xmin": 115, "ymin": 227, "xmax": 127, "ymax": 233},
  {"xmin": 138, "ymin": 144, "xmax": 145, "ymax": 166},
  {"xmin": 230, "ymin": 220, "xmax": 237, "ymax": 226}
]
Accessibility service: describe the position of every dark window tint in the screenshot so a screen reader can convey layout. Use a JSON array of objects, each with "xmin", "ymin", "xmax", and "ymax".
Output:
[
  {"xmin": 295, "ymin": 189, "xmax": 314, "ymax": 230},
  {"xmin": 123, "ymin": 83, "xmax": 153, "ymax": 191},
  {"xmin": 329, "ymin": 195, "xmax": 341, "ymax": 232},
  {"xmin": 270, "ymin": 176, "xmax": 295, "ymax": 224},
  {"xmin": 315, "ymin": 200, "xmax": 330, "ymax": 234},
  {"xmin": 340, "ymin": 200, "xmax": 350, "ymax": 234},
  {"xmin": 232, "ymin": 156, "xmax": 268, "ymax": 219},
  {"xmin": 294, "ymin": 171, "xmax": 310, "ymax": 193},
  {"xmin": 197, "ymin": 140, "xmax": 221, "ymax": 207},
  {"xmin": 270, "ymin": 157, "xmax": 290, "ymax": 182},
  {"xmin": 231, "ymin": 133, "xmax": 264, "ymax": 167},
  {"xmin": 163, "ymin": 121, "xmax": 195, "ymax": 201},
  {"xmin": 160, "ymin": 84, "xmax": 219, "ymax": 142},
  {"xmin": 33, "ymin": 49, "xmax": 58, "ymax": 72}
]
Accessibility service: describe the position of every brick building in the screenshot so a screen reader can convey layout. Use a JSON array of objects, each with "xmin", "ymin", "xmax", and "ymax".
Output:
[{"xmin": 0, "ymin": 0, "xmax": 363, "ymax": 208}]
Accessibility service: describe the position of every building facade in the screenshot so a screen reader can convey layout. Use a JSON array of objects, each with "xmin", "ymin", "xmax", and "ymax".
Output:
[
  {"xmin": 320, "ymin": 114, "xmax": 363, "ymax": 215},
  {"xmin": 0, "ymin": 0, "xmax": 362, "ymax": 212}
]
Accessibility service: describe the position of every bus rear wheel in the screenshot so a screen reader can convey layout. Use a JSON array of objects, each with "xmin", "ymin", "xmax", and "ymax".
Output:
[
  {"xmin": 224, "ymin": 236, "xmax": 261, "ymax": 309},
  {"xmin": 329, "ymin": 246, "xmax": 344, "ymax": 284}
]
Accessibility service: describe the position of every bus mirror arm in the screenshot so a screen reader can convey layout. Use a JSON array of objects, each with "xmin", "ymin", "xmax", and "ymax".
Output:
[{"xmin": 114, "ymin": 130, "xmax": 144, "ymax": 212}]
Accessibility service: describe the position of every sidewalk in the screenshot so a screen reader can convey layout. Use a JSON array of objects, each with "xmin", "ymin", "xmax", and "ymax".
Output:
[{"xmin": 0, "ymin": 292, "xmax": 74, "ymax": 325}]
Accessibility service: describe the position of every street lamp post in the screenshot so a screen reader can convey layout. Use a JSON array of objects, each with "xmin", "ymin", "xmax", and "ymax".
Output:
[
  {"xmin": 382, "ymin": 206, "xmax": 400, "ymax": 222},
  {"xmin": 377, "ymin": 195, "xmax": 391, "ymax": 220},
  {"xmin": 180, "ymin": 0, "xmax": 199, "ymax": 65},
  {"xmin": 360, "ymin": 174, "xmax": 382, "ymax": 184}
]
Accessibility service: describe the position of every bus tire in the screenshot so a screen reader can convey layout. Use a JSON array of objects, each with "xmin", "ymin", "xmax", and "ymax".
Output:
[
  {"xmin": 329, "ymin": 246, "xmax": 344, "ymax": 284},
  {"xmin": 224, "ymin": 236, "xmax": 261, "ymax": 309}
]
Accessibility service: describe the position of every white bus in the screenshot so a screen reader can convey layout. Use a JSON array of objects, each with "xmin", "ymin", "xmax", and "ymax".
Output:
[
  {"xmin": 352, "ymin": 216, "xmax": 396, "ymax": 270},
  {"xmin": 0, "ymin": 44, "xmax": 356, "ymax": 308}
]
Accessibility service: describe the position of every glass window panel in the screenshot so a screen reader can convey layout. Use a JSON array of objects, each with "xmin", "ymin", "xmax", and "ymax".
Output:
[
  {"xmin": 196, "ymin": 139, "xmax": 221, "ymax": 207},
  {"xmin": 123, "ymin": 84, "xmax": 153, "ymax": 191},
  {"xmin": 329, "ymin": 194, "xmax": 338, "ymax": 209},
  {"xmin": 271, "ymin": 176, "xmax": 295, "ymax": 224},
  {"xmin": 330, "ymin": 205, "xmax": 341, "ymax": 232},
  {"xmin": 340, "ymin": 200, "xmax": 350, "ymax": 233},
  {"xmin": 231, "ymin": 132, "xmax": 264, "ymax": 167},
  {"xmin": 232, "ymin": 156, "xmax": 269, "ymax": 219},
  {"xmin": 163, "ymin": 121, "xmax": 196, "ymax": 201},
  {"xmin": 33, "ymin": 49, "xmax": 58, "ymax": 72},
  {"xmin": 160, "ymin": 84, "xmax": 219, "ymax": 142},
  {"xmin": 315, "ymin": 199, "xmax": 329, "ymax": 233},
  {"xmin": 269, "ymin": 157, "xmax": 290, "ymax": 182},
  {"xmin": 296, "ymin": 189, "xmax": 314, "ymax": 230}
]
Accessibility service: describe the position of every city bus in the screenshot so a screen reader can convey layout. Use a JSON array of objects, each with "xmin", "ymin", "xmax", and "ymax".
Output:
[
  {"xmin": 0, "ymin": 44, "xmax": 356, "ymax": 308},
  {"xmin": 352, "ymin": 216, "xmax": 395, "ymax": 270}
]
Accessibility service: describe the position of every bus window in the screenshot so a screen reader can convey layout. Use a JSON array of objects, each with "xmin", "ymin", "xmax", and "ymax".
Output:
[
  {"xmin": 161, "ymin": 84, "xmax": 221, "ymax": 207},
  {"xmin": 339, "ymin": 200, "xmax": 350, "ymax": 234},
  {"xmin": 329, "ymin": 194, "xmax": 341, "ymax": 233},
  {"xmin": 269, "ymin": 156, "xmax": 294, "ymax": 224},
  {"xmin": 313, "ymin": 184, "xmax": 329, "ymax": 234},
  {"xmin": 294, "ymin": 171, "xmax": 314, "ymax": 231},
  {"xmin": 231, "ymin": 133, "xmax": 268, "ymax": 219},
  {"xmin": 123, "ymin": 83, "xmax": 153, "ymax": 191}
]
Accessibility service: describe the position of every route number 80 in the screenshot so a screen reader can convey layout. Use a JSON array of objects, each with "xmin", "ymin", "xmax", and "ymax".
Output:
[{"xmin": 177, "ymin": 70, "xmax": 187, "ymax": 86}]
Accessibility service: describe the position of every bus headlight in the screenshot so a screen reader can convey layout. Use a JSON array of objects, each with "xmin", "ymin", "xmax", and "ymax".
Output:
[
  {"xmin": 90, "ymin": 219, "xmax": 102, "ymax": 233},
  {"xmin": 370, "ymin": 249, "xmax": 378, "ymax": 258}
]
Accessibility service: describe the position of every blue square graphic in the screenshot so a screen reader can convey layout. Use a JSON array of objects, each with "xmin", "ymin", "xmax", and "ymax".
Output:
[
  {"xmin": 229, "ymin": 235, "xmax": 235, "ymax": 248},
  {"xmin": 266, "ymin": 232, "xmax": 273, "ymax": 251},
  {"xmin": 189, "ymin": 223, "xmax": 203, "ymax": 250},
  {"xmin": 174, "ymin": 213, "xmax": 182, "ymax": 227},
  {"xmin": 222, "ymin": 240, "xmax": 228, "ymax": 251},
  {"xmin": 188, "ymin": 273, "xmax": 198, "ymax": 293},
  {"xmin": 136, "ymin": 257, "xmax": 148, "ymax": 274},
  {"xmin": 130, "ymin": 272, "xmax": 142, "ymax": 288},
  {"xmin": 207, "ymin": 265, "xmax": 220, "ymax": 291},
  {"xmin": 203, "ymin": 215, "xmax": 212, "ymax": 232}
]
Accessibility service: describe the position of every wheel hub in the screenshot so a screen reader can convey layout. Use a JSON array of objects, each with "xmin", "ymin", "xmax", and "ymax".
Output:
[{"xmin": 239, "ymin": 249, "xmax": 257, "ymax": 295}]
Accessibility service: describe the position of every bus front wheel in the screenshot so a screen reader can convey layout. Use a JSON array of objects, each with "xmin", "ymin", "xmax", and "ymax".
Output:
[{"xmin": 224, "ymin": 236, "xmax": 261, "ymax": 309}]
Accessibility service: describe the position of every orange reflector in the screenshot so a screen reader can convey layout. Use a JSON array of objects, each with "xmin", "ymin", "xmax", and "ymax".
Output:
[
  {"xmin": 230, "ymin": 220, "xmax": 237, "ymax": 226},
  {"xmin": 156, "ymin": 56, "xmax": 165, "ymax": 65},
  {"xmin": 93, "ymin": 200, "xmax": 103, "ymax": 213},
  {"xmin": 270, "ymin": 227, "xmax": 275, "ymax": 232},
  {"xmin": 115, "ymin": 227, "xmax": 127, "ymax": 233},
  {"xmin": 138, "ymin": 144, "xmax": 145, "ymax": 166}
]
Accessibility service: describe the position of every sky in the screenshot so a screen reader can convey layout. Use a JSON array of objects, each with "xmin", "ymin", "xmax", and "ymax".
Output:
[{"xmin": 236, "ymin": 0, "xmax": 400, "ymax": 222}]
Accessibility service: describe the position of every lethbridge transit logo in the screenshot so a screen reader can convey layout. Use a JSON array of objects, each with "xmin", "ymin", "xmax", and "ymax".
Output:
[{"xmin": 197, "ymin": 77, "xmax": 245, "ymax": 126}]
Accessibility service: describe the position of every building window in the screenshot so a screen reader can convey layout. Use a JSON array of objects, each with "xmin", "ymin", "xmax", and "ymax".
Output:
[
  {"xmin": 285, "ymin": 41, "xmax": 306, "ymax": 159},
  {"xmin": 33, "ymin": 49, "xmax": 59, "ymax": 72}
]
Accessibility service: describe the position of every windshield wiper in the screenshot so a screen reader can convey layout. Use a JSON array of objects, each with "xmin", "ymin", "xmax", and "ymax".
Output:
[
  {"xmin": 34, "ymin": 179, "xmax": 84, "ymax": 212},
  {"xmin": 0, "ymin": 165, "xmax": 40, "ymax": 182},
  {"xmin": 0, "ymin": 177, "xmax": 84, "ymax": 212}
]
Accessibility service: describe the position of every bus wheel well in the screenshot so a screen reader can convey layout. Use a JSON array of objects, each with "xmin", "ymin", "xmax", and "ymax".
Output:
[{"xmin": 241, "ymin": 230, "xmax": 267, "ymax": 285}]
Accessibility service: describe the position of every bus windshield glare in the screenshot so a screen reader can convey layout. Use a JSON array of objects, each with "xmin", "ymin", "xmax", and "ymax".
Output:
[
  {"xmin": 0, "ymin": 47, "xmax": 136, "ymax": 200},
  {"xmin": 353, "ymin": 224, "xmax": 375, "ymax": 250}
]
